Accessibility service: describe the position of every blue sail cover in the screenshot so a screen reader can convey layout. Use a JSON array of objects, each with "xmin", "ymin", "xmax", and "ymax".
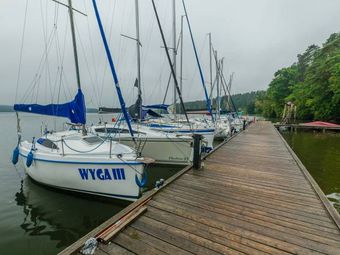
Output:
[
  {"xmin": 144, "ymin": 104, "xmax": 170, "ymax": 111},
  {"xmin": 141, "ymin": 109, "xmax": 162, "ymax": 119},
  {"xmin": 14, "ymin": 89, "xmax": 86, "ymax": 124}
]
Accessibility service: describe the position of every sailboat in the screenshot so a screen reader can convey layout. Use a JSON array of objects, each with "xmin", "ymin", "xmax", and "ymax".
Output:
[
  {"xmin": 209, "ymin": 41, "xmax": 231, "ymax": 140},
  {"xmin": 145, "ymin": 0, "xmax": 216, "ymax": 152},
  {"xmin": 91, "ymin": 0, "xmax": 194, "ymax": 165},
  {"xmin": 144, "ymin": 116, "xmax": 215, "ymax": 151},
  {"xmin": 12, "ymin": 0, "xmax": 150, "ymax": 202},
  {"xmin": 212, "ymin": 53, "xmax": 242, "ymax": 135}
]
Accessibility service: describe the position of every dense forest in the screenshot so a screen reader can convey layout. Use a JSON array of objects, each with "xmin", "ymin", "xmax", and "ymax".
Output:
[
  {"xmin": 183, "ymin": 91, "xmax": 263, "ymax": 115},
  {"xmin": 255, "ymin": 33, "xmax": 340, "ymax": 122}
]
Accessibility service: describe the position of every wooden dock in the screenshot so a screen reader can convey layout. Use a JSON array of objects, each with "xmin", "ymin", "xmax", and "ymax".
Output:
[{"xmin": 61, "ymin": 121, "xmax": 340, "ymax": 255}]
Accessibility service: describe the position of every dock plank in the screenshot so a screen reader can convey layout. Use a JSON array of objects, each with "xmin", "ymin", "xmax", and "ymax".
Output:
[
  {"xmin": 60, "ymin": 122, "xmax": 340, "ymax": 255},
  {"xmin": 97, "ymin": 243, "xmax": 134, "ymax": 255}
]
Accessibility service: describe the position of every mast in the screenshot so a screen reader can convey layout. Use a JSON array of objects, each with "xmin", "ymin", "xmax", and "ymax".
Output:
[
  {"xmin": 172, "ymin": 0, "xmax": 177, "ymax": 118},
  {"xmin": 135, "ymin": 0, "xmax": 142, "ymax": 121},
  {"xmin": 209, "ymin": 33, "xmax": 213, "ymax": 102},
  {"xmin": 151, "ymin": 0, "xmax": 191, "ymax": 127},
  {"xmin": 228, "ymin": 73, "xmax": 234, "ymax": 111},
  {"xmin": 182, "ymin": 0, "xmax": 214, "ymax": 122},
  {"xmin": 67, "ymin": 0, "xmax": 81, "ymax": 90},
  {"xmin": 218, "ymin": 58, "xmax": 224, "ymax": 120},
  {"xmin": 68, "ymin": 0, "xmax": 87, "ymax": 134},
  {"xmin": 92, "ymin": 0, "xmax": 135, "ymax": 141},
  {"xmin": 180, "ymin": 15, "xmax": 185, "ymax": 94},
  {"xmin": 215, "ymin": 51, "xmax": 220, "ymax": 120}
]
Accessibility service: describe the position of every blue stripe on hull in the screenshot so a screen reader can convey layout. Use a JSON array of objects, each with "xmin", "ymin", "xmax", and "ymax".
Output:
[
  {"xmin": 152, "ymin": 128, "xmax": 215, "ymax": 133},
  {"xmin": 19, "ymin": 152, "xmax": 143, "ymax": 166},
  {"xmin": 175, "ymin": 130, "xmax": 215, "ymax": 134}
]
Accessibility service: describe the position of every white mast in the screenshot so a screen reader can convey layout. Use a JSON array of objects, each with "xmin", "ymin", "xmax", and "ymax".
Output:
[
  {"xmin": 67, "ymin": 0, "xmax": 86, "ymax": 134},
  {"xmin": 67, "ymin": 0, "xmax": 81, "ymax": 90},
  {"xmin": 228, "ymin": 72, "xmax": 234, "ymax": 111},
  {"xmin": 209, "ymin": 33, "xmax": 213, "ymax": 101},
  {"xmin": 180, "ymin": 15, "xmax": 185, "ymax": 94},
  {"xmin": 218, "ymin": 58, "xmax": 224, "ymax": 120},
  {"xmin": 215, "ymin": 51, "xmax": 220, "ymax": 120},
  {"xmin": 172, "ymin": 0, "xmax": 177, "ymax": 118},
  {"xmin": 135, "ymin": 0, "xmax": 142, "ymax": 121}
]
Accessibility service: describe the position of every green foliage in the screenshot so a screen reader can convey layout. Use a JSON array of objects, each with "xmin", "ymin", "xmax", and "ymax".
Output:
[
  {"xmin": 257, "ymin": 32, "xmax": 340, "ymax": 122},
  {"xmin": 183, "ymin": 91, "xmax": 263, "ymax": 115},
  {"xmin": 230, "ymin": 91, "xmax": 262, "ymax": 114}
]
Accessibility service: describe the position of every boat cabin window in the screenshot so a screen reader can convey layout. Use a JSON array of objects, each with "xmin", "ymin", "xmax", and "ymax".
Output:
[
  {"xmin": 37, "ymin": 138, "xmax": 59, "ymax": 150},
  {"xmin": 95, "ymin": 128, "xmax": 144, "ymax": 135},
  {"xmin": 95, "ymin": 128, "xmax": 130, "ymax": 134},
  {"xmin": 82, "ymin": 136, "xmax": 103, "ymax": 145}
]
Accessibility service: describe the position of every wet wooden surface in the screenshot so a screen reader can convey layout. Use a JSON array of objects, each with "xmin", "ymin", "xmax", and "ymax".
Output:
[{"xmin": 63, "ymin": 122, "xmax": 340, "ymax": 255}]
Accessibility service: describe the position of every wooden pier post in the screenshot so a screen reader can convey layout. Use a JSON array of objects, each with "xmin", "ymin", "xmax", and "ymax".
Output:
[{"xmin": 193, "ymin": 134, "xmax": 202, "ymax": 170}]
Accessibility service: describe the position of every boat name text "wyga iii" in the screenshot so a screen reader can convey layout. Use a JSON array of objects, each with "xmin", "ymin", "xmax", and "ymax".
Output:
[{"xmin": 78, "ymin": 168, "xmax": 126, "ymax": 181}]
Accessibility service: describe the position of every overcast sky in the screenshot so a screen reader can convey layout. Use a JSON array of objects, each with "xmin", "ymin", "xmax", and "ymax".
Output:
[{"xmin": 0, "ymin": 0, "xmax": 339, "ymax": 108}]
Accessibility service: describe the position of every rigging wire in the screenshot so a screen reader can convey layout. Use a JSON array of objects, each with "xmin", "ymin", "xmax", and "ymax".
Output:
[
  {"xmin": 151, "ymin": 0, "xmax": 191, "ymax": 127},
  {"xmin": 150, "ymin": 1, "xmax": 173, "ymax": 104},
  {"xmin": 220, "ymin": 71, "xmax": 241, "ymax": 120},
  {"xmin": 39, "ymin": 0, "xmax": 54, "ymax": 104},
  {"xmin": 182, "ymin": 0, "xmax": 213, "ymax": 122},
  {"xmin": 15, "ymin": 0, "xmax": 29, "ymax": 103},
  {"xmin": 83, "ymin": 0, "xmax": 101, "ymax": 107},
  {"xmin": 59, "ymin": 13, "xmax": 73, "ymax": 100},
  {"xmin": 19, "ymin": 19, "xmax": 58, "ymax": 103},
  {"xmin": 52, "ymin": 3, "xmax": 61, "ymax": 103},
  {"xmin": 74, "ymin": 21, "xmax": 100, "ymax": 107},
  {"xmin": 117, "ymin": 2, "xmax": 133, "ymax": 93},
  {"xmin": 53, "ymin": 3, "xmax": 72, "ymax": 105},
  {"xmin": 187, "ymin": 34, "xmax": 208, "ymax": 98},
  {"xmin": 140, "ymin": 2, "xmax": 156, "ymax": 79},
  {"xmin": 162, "ymin": 31, "xmax": 182, "ymax": 105},
  {"xmin": 99, "ymin": 0, "xmax": 117, "ymax": 107}
]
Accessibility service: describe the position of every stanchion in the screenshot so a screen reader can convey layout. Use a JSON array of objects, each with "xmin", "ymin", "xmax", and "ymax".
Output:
[{"xmin": 193, "ymin": 134, "xmax": 202, "ymax": 170}]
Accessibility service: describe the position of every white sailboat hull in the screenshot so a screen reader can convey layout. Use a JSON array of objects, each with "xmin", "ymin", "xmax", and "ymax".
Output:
[
  {"xmin": 91, "ymin": 124, "xmax": 194, "ymax": 165},
  {"xmin": 144, "ymin": 119, "xmax": 215, "ymax": 150},
  {"xmin": 115, "ymin": 137, "xmax": 193, "ymax": 165},
  {"xmin": 149, "ymin": 127, "xmax": 215, "ymax": 151},
  {"xmin": 19, "ymin": 142, "xmax": 144, "ymax": 202},
  {"xmin": 214, "ymin": 129, "xmax": 230, "ymax": 140},
  {"xmin": 214, "ymin": 122, "xmax": 231, "ymax": 140}
]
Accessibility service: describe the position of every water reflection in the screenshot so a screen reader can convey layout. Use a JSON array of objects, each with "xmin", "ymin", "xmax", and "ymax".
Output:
[
  {"xmin": 0, "ymin": 113, "xmax": 200, "ymax": 254},
  {"xmin": 14, "ymin": 176, "xmax": 126, "ymax": 251},
  {"xmin": 12, "ymin": 163, "xmax": 182, "ymax": 253},
  {"xmin": 144, "ymin": 164, "xmax": 182, "ymax": 190}
]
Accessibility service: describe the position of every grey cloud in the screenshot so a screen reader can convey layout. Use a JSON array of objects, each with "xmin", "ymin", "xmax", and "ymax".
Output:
[{"xmin": 0, "ymin": 0, "xmax": 339, "ymax": 107}]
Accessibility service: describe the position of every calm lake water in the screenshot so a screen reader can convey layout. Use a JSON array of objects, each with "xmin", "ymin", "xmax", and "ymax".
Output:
[
  {"xmin": 0, "ymin": 113, "xmax": 182, "ymax": 255},
  {"xmin": 282, "ymin": 131, "xmax": 340, "ymax": 212}
]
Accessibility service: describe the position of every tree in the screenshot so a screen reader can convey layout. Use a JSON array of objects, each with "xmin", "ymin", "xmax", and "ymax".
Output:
[{"xmin": 257, "ymin": 32, "xmax": 340, "ymax": 122}]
